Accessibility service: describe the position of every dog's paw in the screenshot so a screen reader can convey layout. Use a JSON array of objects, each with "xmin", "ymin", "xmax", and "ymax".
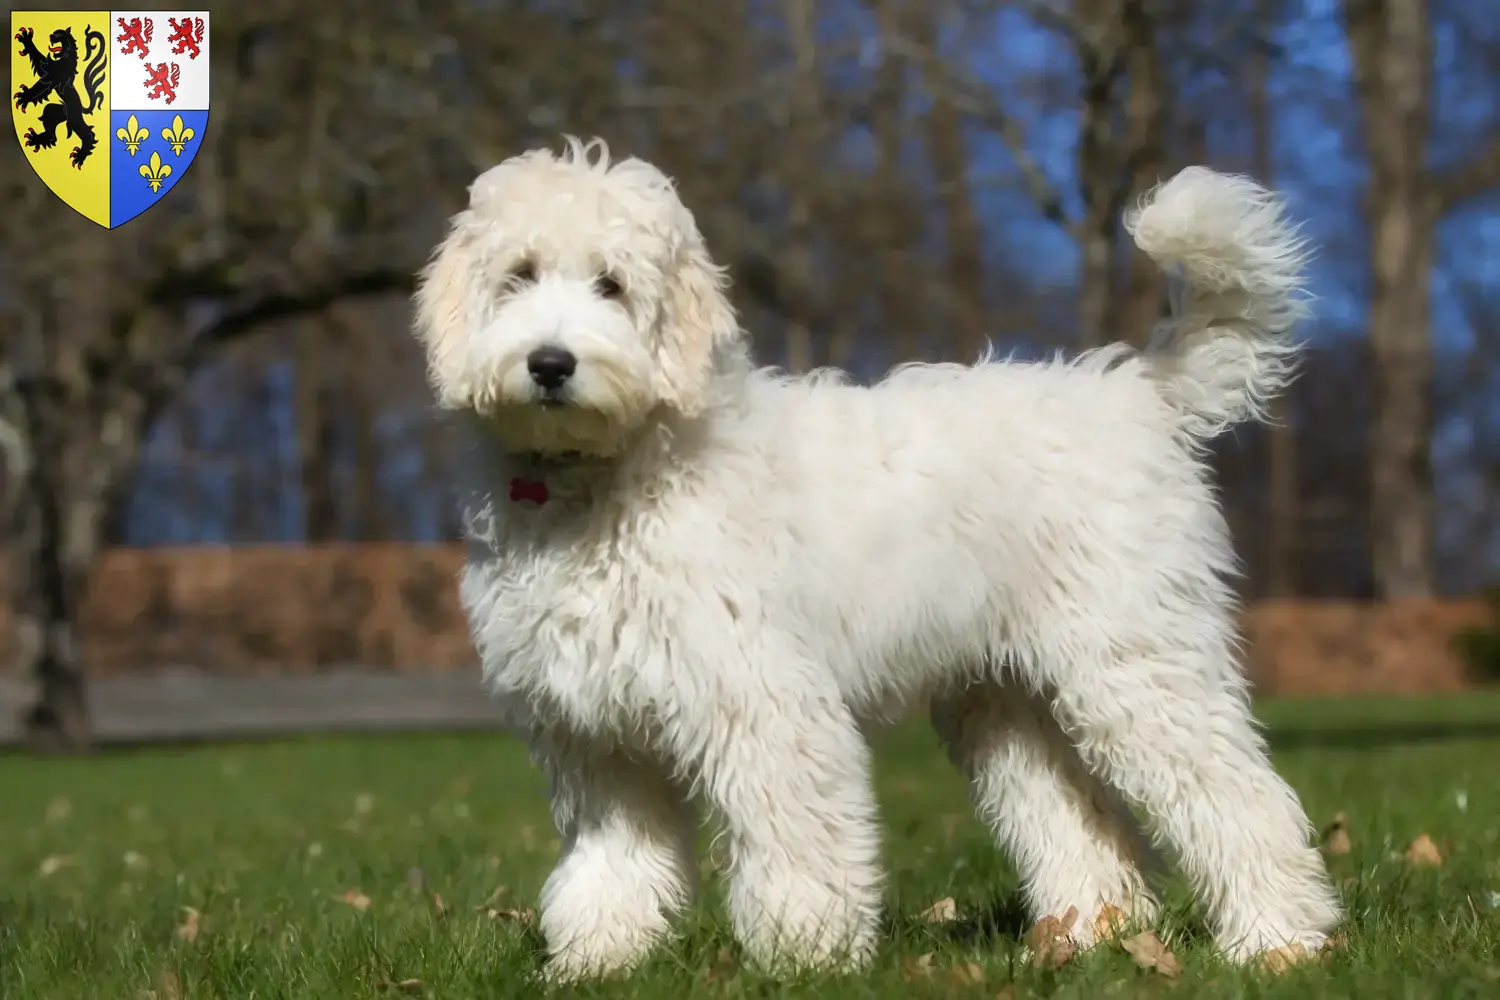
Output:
[
  {"xmin": 1221, "ymin": 930, "xmax": 1333, "ymax": 970},
  {"xmin": 539, "ymin": 925, "xmax": 665, "ymax": 983},
  {"xmin": 541, "ymin": 954, "xmax": 632, "ymax": 984}
]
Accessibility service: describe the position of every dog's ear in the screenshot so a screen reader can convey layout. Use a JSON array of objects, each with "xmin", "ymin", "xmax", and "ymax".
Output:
[
  {"xmin": 413, "ymin": 214, "xmax": 479, "ymax": 408},
  {"xmin": 656, "ymin": 239, "xmax": 740, "ymax": 417}
]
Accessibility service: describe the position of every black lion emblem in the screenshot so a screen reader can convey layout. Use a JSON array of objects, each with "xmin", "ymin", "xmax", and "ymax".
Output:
[{"xmin": 13, "ymin": 24, "xmax": 108, "ymax": 169}]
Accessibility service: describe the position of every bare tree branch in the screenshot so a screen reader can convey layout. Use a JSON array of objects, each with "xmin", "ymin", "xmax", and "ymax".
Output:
[
  {"xmin": 885, "ymin": 33, "xmax": 1074, "ymax": 229},
  {"xmin": 1435, "ymin": 135, "xmax": 1500, "ymax": 212}
]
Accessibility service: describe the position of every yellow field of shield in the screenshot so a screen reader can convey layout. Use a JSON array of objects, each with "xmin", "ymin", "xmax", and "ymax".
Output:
[{"xmin": 10, "ymin": 10, "xmax": 111, "ymax": 227}]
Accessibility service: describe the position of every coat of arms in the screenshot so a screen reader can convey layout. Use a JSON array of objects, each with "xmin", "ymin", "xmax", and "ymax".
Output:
[{"xmin": 11, "ymin": 9, "xmax": 209, "ymax": 228}]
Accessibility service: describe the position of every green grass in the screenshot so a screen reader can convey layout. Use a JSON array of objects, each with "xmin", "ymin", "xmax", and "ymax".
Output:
[{"xmin": 4, "ymin": 695, "xmax": 1500, "ymax": 999}]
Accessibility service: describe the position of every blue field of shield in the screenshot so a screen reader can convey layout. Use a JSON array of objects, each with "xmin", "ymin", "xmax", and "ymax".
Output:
[{"xmin": 109, "ymin": 109, "xmax": 208, "ymax": 229}]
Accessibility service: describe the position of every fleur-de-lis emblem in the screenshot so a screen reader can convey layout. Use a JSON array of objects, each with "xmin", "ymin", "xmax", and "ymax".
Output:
[
  {"xmin": 162, "ymin": 114, "xmax": 195, "ymax": 155},
  {"xmin": 139, "ymin": 150, "xmax": 172, "ymax": 192},
  {"xmin": 115, "ymin": 114, "xmax": 150, "ymax": 156}
]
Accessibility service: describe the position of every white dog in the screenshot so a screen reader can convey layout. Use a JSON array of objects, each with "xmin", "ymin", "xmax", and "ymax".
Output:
[{"xmin": 415, "ymin": 137, "xmax": 1341, "ymax": 979}]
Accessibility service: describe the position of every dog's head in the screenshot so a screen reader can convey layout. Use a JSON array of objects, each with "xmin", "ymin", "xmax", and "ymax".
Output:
[{"xmin": 414, "ymin": 137, "xmax": 741, "ymax": 456}]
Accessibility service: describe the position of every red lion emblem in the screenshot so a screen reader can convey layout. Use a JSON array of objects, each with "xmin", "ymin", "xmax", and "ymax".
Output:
[
  {"xmin": 166, "ymin": 16, "xmax": 203, "ymax": 60},
  {"xmin": 143, "ymin": 61, "xmax": 180, "ymax": 104},
  {"xmin": 115, "ymin": 16, "xmax": 152, "ymax": 59}
]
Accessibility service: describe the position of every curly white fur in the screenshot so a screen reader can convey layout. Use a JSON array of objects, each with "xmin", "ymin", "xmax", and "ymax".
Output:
[{"xmin": 414, "ymin": 137, "xmax": 1340, "ymax": 979}]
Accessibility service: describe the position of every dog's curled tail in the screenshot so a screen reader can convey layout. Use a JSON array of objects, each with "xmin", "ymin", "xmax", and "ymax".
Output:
[{"xmin": 1126, "ymin": 166, "xmax": 1310, "ymax": 441}]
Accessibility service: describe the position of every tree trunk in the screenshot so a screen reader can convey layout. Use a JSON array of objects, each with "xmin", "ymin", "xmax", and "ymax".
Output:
[
  {"xmin": 911, "ymin": 4, "xmax": 986, "ymax": 359},
  {"xmin": 869, "ymin": 0, "xmax": 924, "ymax": 362},
  {"xmin": 8, "ymin": 393, "xmax": 107, "ymax": 754},
  {"xmin": 295, "ymin": 319, "xmax": 342, "ymax": 541},
  {"xmin": 350, "ymin": 381, "xmax": 388, "ymax": 540},
  {"xmin": 1071, "ymin": 0, "xmax": 1158, "ymax": 350},
  {"xmin": 1116, "ymin": 0, "xmax": 1168, "ymax": 349},
  {"xmin": 781, "ymin": 0, "xmax": 822, "ymax": 372},
  {"xmin": 1345, "ymin": 0, "xmax": 1436, "ymax": 598},
  {"xmin": 1074, "ymin": 6, "xmax": 1122, "ymax": 352},
  {"xmin": 1367, "ymin": 197, "xmax": 1434, "ymax": 597},
  {"xmin": 1252, "ymin": 0, "xmax": 1300, "ymax": 598}
]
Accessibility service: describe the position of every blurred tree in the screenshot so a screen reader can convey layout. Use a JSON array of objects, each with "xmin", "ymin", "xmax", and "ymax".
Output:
[
  {"xmin": 5, "ymin": 0, "xmax": 1498, "ymax": 748},
  {"xmin": 294, "ymin": 322, "xmax": 341, "ymax": 543},
  {"xmin": 1249, "ymin": 0, "xmax": 1300, "ymax": 598},
  {"xmin": 1012, "ymin": 0, "xmax": 1169, "ymax": 349},
  {"xmin": 1344, "ymin": 0, "xmax": 1500, "ymax": 598},
  {"xmin": 0, "ymin": 0, "xmax": 614, "ymax": 750},
  {"xmin": 906, "ymin": 2, "xmax": 988, "ymax": 358}
]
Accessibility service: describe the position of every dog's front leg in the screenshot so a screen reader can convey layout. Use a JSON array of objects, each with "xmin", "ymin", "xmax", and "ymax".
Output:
[
  {"xmin": 530, "ymin": 731, "xmax": 698, "ymax": 981},
  {"xmin": 678, "ymin": 680, "xmax": 884, "ymax": 973}
]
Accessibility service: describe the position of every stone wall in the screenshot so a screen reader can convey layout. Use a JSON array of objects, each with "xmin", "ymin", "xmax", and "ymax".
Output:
[{"xmin": 0, "ymin": 546, "xmax": 1493, "ymax": 694}]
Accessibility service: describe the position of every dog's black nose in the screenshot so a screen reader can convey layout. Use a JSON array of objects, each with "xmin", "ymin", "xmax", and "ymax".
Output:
[{"xmin": 526, "ymin": 347, "xmax": 577, "ymax": 390}]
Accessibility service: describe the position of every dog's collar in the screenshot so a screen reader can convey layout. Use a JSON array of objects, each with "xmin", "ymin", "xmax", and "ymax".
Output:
[{"xmin": 508, "ymin": 450, "xmax": 585, "ymax": 507}]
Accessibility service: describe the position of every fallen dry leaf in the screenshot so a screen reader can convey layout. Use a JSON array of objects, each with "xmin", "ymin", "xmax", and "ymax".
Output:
[
  {"xmin": 1404, "ymin": 833, "xmax": 1443, "ymax": 867},
  {"xmin": 949, "ymin": 962, "xmax": 985, "ymax": 985},
  {"xmin": 700, "ymin": 945, "xmax": 739, "ymax": 984},
  {"xmin": 339, "ymin": 890, "xmax": 372, "ymax": 911},
  {"xmin": 1025, "ymin": 906, "xmax": 1079, "ymax": 969},
  {"xmin": 175, "ymin": 907, "xmax": 200, "ymax": 943},
  {"xmin": 1092, "ymin": 904, "xmax": 1128, "ymax": 941},
  {"xmin": 1259, "ymin": 943, "xmax": 1311, "ymax": 974},
  {"xmin": 388, "ymin": 979, "xmax": 423, "ymax": 993},
  {"xmin": 430, "ymin": 893, "xmax": 448, "ymax": 918},
  {"xmin": 1119, "ymin": 931, "xmax": 1181, "ymax": 978},
  {"xmin": 148, "ymin": 968, "xmax": 184, "ymax": 1000},
  {"xmin": 1321, "ymin": 813, "xmax": 1352, "ymax": 856},
  {"xmin": 900, "ymin": 952, "xmax": 935, "ymax": 980},
  {"xmin": 1033, "ymin": 938, "xmax": 1078, "ymax": 970},
  {"xmin": 37, "ymin": 854, "xmax": 72, "ymax": 877},
  {"xmin": 476, "ymin": 906, "xmax": 535, "ymax": 925},
  {"xmin": 918, "ymin": 897, "xmax": 959, "ymax": 923}
]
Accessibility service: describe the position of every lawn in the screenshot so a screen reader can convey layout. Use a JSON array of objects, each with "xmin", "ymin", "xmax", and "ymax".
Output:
[{"xmin": 3, "ymin": 694, "xmax": 1500, "ymax": 999}]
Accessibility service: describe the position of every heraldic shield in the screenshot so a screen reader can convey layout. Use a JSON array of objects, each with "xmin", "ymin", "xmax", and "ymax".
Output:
[{"xmin": 11, "ymin": 10, "xmax": 209, "ymax": 229}]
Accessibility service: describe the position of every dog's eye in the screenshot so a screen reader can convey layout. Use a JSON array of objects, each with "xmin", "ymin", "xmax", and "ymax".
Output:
[
  {"xmin": 508, "ymin": 261, "xmax": 537, "ymax": 285},
  {"xmin": 594, "ymin": 274, "xmax": 624, "ymax": 299}
]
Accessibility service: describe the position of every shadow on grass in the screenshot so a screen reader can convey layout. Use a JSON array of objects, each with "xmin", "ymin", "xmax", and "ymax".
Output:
[
  {"xmin": 886, "ymin": 891, "xmax": 1033, "ymax": 947},
  {"xmin": 1267, "ymin": 719, "xmax": 1500, "ymax": 752},
  {"xmin": 890, "ymin": 890, "xmax": 1215, "ymax": 954}
]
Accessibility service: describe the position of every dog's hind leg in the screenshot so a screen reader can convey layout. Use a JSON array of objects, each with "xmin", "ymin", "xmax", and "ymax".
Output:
[
  {"xmin": 532, "ymin": 732, "xmax": 698, "ymax": 980},
  {"xmin": 931, "ymin": 679, "xmax": 1160, "ymax": 948},
  {"xmin": 1022, "ymin": 620, "xmax": 1341, "ymax": 963}
]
